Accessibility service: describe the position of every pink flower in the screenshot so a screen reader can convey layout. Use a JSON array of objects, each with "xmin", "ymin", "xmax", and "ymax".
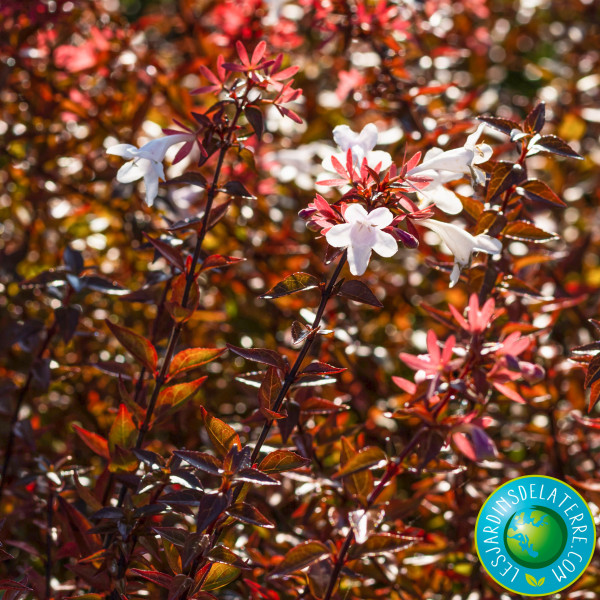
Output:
[{"xmin": 449, "ymin": 294, "xmax": 496, "ymax": 334}]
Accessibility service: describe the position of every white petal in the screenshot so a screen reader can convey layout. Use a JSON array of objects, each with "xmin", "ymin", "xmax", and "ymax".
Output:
[
  {"xmin": 473, "ymin": 234, "xmax": 503, "ymax": 255},
  {"xmin": 420, "ymin": 219, "xmax": 474, "ymax": 265},
  {"xmin": 344, "ymin": 203, "xmax": 369, "ymax": 224},
  {"xmin": 349, "ymin": 223, "xmax": 377, "ymax": 247},
  {"xmin": 325, "ymin": 223, "xmax": 353, "ymax": 247},
  {"xmin": 420, "ymin": 184, "xmax": 463, "ymax": 215},
  {"xmin": 422, "ymin": 147, "xmax": 444, "ymax": 162},
  {"xmin": 332, "ymin": 125, "xmax": 357, "ymax": 152},
  {"xmin": 139, "ymin": 134, "xmax": 191, "ymax": 162},
  {"xmin": 143, "ymin": 171, "xmax": 160, "ymax": 206},
  {"xmin": 356, "ymin": 123, "xmax": 378, "ymax": 154},
  {"xmin": 449, "ymin": 263, "xmax": 461, "ymax": 287},
  {"xmin": 107, "ymin": 143, "xmax": 137, "ymax": 158},
  {"xmin": 347, "ymin": 244, "xmax": 371, "ymax": 276},
  {"xmin": 409, "ymin": 147, "xmax": 474, "ymax": 175},
  {"xmin": 372, "ymin": 230, "xmax": 398, "ymax": 257},
  {"xmin": 116, "ymin": 160, "xmax": 145, "ymax": 183},
  {"xmin": 366, "ymin": 150, "xmax": 392, "ymax": 171},
  {"xmin": 366, "ymin": 206, "xmax": 394, "ymax": 227},
  {"xmin": 465, "ymin": 124, "xmax": 486, "ymax": 149},
  {"xmin": 472, "ymin": 143, "xmax": 493, "ymax": 165}
]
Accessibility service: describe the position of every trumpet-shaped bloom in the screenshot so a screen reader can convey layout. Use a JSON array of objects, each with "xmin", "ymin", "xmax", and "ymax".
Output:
[
  {"xmin": 420, "ymin": 219, "xmax": 502, "ymax": 286},
  {"xmin": 325, "ymin": 204, "xmax": 398, "ymax": 276},
  {"xmin": 322, "ymin": 123, "xmax": 392, "ymax": 174},
  {"xmin": 107, "ymin": 133, "xmax": 192, "ymax": 206},
  {"xmin": 408, "ymin": 124, "xmax": 492, "ymax": 186}
]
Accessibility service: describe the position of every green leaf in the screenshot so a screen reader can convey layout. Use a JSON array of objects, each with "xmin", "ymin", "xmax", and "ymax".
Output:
[
  {"xmin": 260, "ymin": 273, "xmax": 319, "ymax": 299},
  {"xmin": 226, "ymin": 502, "xmax": 275, "ymax": 528},
  {"xmin": 200, "ymin": 407, "xmax": 241, "ymax": 458},
  {"xmin": 72, "ymin": 425, "xmax": 110, "ymax": 460},
  {"xmin": 157, "ymin": 377, "xmax": 207, "ymax": 412},
  {"xmin": 201, "ymin": 562, "xmax": 241, "ymax": 591},
  {"xmin": 333, "ymin": 447, "xmax": 387, "ymax": 479},
  {"xmin": 105, "ymin": 320, "xmax": 157, "ymax": 373},
  {"xmin": 271, "ymin": 541, "xmax": 331, "ymax": 578},
  {"xmin": 503, "ymin": 221, "xmax": 559, "ymax": 243},
  {"xmin": 338, "ymin": 280, "xmax": 383, "ymax": 308},
  {"xmin": 259, "ymin": 449, "xmax": 310, "ymax": 473},
  {"xmin": 108, "ymin": 404, "xmax": 137, "ymax": 454}
]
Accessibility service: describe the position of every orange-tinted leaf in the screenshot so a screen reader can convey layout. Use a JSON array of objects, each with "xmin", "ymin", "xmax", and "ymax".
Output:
[
  {"xmin": 106, "ymin": 320, "xmax": 157, "ymax": 373},
  {"xmin": 333, "ymin": 447, "xmax": 387, "ymax": 479},
  {"xmin": 259, "ymin": 450, "xmax": 310, "ymax": 474},
  {"xmin": 166, "ymin": 273, "xmax": 200, "ymax": 323},
  {"xmin": 271, "ymin": 541, "xmax": 331, "ymax": 578},
  {"xmin": 350, "ymin": 533, "xmax": 415, "ymax": 558},
  {"xmin": 260, "ymin": 273, "xmax": 319, "ymax": 299},
  {"xmin": 168, "ymin": 347, "xmax": 225, "ymax": 379},
  {"xmin": 157, "ymin": 377, "xmax": 207, "ymax": 412},
  {"xmin": 108, "ymin": 404, "xmax": 137, "ymax": 453},
  {"xmin": 519, "ymin": 179, "xmax": 565, "ymax": 207},
  {"xmin": 226, "ymin": 502, "xmax": 275, "ymax": 528},
  {"xmin": 72, "ymin": 425, "xmax": 110, "ymax": 460},
  {"xmin": 200, "ymin": 407, "xmax": 241, "ymax": 458},
  {"xmin": 503, "ymin": 221, "xmax": 559, "ymax": 243},
  {"xmin": 200, "ymin": 563, "xmax": 241, "ymax": 591}
]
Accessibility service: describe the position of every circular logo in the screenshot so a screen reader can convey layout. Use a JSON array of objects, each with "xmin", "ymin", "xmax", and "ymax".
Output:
[{"xmin": 475, "ymin": 475, "xmax": 596, "ymax": 595}]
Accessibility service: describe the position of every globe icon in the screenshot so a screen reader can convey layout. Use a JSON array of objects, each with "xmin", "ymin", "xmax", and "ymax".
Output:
[{"xmin": 504, "ymin": 505, "xmax": 567, "ymax": 569}]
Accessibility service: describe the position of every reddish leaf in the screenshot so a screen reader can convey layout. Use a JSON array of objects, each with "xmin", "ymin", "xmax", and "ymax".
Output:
[
  {"xmin": 174, "ymin": 450, "xmax": 222, "ymax": 475},
  {"xmin": 301, "ymin": 362, "xmax": 346, "ymax": 376},
  {"xmin": 131, "ymin": 569, "xmax": 173, "ymax": 589},
  {"xmin": 258, "ymin": 366, "xmax": 282, "ymax": 413},
  {"xmin": 259, "ymin": 450, "xmax": 310, "ymax": 473},
  {"xmin": 524, "ymin": 102, "xmax": 545, "ymax": 134},
  {"xmin": 226, "ymin": 502, "xmax": 275, "ymax": 528},
  {"xmin": 105, "ymin": 320, "xmax": 158, "ymax": 373},
  {"xmin": 333, "ymin": 447, "xmax": 387, "ymax": 479},
  {"xmin": 477, "ymin": 116, "xmax": 522, "ymax": 136},
  {"xmin": 200, "ymin": 255, "xmax": 245, "ymax": 272},
  {"xmin": 350, "ymin": 533, "xmax": 415, "ymax": 558},
  {"xmin": 157, "ymin": 377, "xmax": 207, "ymax": 412},
  {"xmin": 200, "ymin": 407, "xmax": 241, "ymax": 458},
  {"xmin": 585, "ymin": 354, "xmax": 600, "ymax": 389},
  {"xmin": 503, "ymin": 221, "xmax": 559, "ymax": 243},
  {"xmin": 338, "ymin": 280, "xmax": 383, "ymax": 308},
  {"xmin": 226, "ymin": 344, "xmax": 287, "ymax": 372},
  {"xmin": 519, "ymin": 179, "xmax": 565, "ymax": 207},
  {"xmin": 271, "ymin": 541, "xmax": 331, "ymax": 578},
  {"xmin": 143, "ymin": 233, "xmax": 185, "ymax": 271},
  {"xmin": 166, "ymin": 273, "xmax": 200, "ymax": 323},
  {"xmin": 533, "ymin": 135, "xmax": 583, "ymax": 159},
  {"xmin": 486, "ymin": 162, "xmax": 525, "ymax": 202},
  {"xmin": 260, "ymin": 273, "xmax": 319, "ymax": 299},
  {"xmin": 72, "ymin": 425, "xmax": 110, "ymax": 460},
  {"xmin": 168, "ymin": 348, "xmax": 226, "ymax": 379},
  {"xmin": 223, "ymin": 180, "xmax": 255, "ymax": 199},
  {"xmin": 233, "ymin": 467, "xmax": 280, "ymax": 486}
]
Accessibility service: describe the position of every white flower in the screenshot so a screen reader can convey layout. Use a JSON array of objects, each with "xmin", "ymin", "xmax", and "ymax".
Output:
[
  {"xmin": 408, "ymin": 124, "xmax": 493, "ymax": 186},
  {"xmin": 322, "ymin": 123, "xmax": 393, "ymax": 174},
  {"xmin": 107, "ymin": 133, "xmax": 192, "ymax": 206},
  {"xmin": 325, "ymin": 205, "xmax": 398, "ymax": 276},
  {"xmin": 419, "ymin": 218, "xmax": 502, "ymax": 287}
]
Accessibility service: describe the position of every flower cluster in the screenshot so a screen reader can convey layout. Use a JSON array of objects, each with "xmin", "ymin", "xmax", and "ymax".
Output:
[{"xmin": 302, "ymin": 123, "xmax": 502, "ymax": 283}]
